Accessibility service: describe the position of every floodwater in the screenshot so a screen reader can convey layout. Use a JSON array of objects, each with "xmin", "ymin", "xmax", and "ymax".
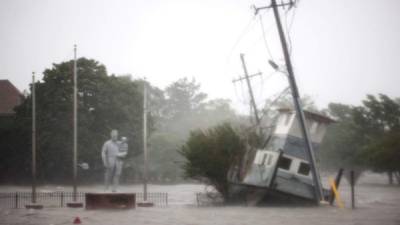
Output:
[{"xmin": 1, "ymin": 172, "xmax": 399, "ymax": 225}]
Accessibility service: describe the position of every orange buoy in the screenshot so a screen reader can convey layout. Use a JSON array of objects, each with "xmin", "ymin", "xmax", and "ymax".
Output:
[{"xmin": 73, "ymin": 217, "xmax": 82, "ymax": 224}]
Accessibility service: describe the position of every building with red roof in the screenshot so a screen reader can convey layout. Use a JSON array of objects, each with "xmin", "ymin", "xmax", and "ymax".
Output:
[{"xmin": 0, "ymin": 80, "xmax": 23, "ymax": 116}]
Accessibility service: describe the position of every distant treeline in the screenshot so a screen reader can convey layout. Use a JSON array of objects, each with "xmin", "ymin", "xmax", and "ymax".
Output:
[
  {"xmin": 320, "ymin": 95, "xmax": 400, "ymax": 184},
  {"xmin": 0, "ymin": 58, "xmax": 237, "ymax": 184},
  {"xmin": 0, "ymin": 57, "xmax": 399, "ymax": 185}
]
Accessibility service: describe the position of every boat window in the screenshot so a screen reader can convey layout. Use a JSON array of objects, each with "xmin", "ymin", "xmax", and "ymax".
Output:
[
  {"xmin": 261, "ymin": 154, "xmax": 268, "ymax": 165},
  {"xmin": 278, "ymin": 156, "xmax": 292, "ymax": 170},
  {"xmin": 298, "ymin": 162, "xmax": 310, "ymax": 176}
]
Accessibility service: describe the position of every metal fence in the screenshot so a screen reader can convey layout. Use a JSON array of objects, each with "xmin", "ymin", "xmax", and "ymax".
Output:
[
  {"xmin": 195, "ymin": 192, "xmax": 223, "ymax": 206},
  {"xmin": 134, "ymin": 192, "xmax": 168, "ymax": 206},
  {"xmin": 0, "ymin": 192, "xmax": 168, "ymax": 209}
]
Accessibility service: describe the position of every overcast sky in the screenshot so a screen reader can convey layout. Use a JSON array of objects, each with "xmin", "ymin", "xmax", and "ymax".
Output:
[{"xmin": 1, "ymin": 0, "xmax": 399, "ymax": 114}]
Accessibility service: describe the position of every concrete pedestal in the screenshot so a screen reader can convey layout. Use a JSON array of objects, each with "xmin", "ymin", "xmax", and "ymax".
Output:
[
  {"xmin": 85, "ymin": 193, "xmax": 135, "ymax": 209},
  {"xmin": 137, "ymin": 201, "xmax": 154, "ymax": 207},
  {"xmin": 25, "ymin": 203, "xmax": 43, "ymax": 209},
  {"xmin": 67, "ymin": 202, "xmax": 84, "ymax": 208}
]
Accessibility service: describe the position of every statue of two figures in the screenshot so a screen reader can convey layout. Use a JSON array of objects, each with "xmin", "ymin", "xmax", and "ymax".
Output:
[{"xmin": 101, "ymin": 130, "xmax": 128, "ymax": 192}]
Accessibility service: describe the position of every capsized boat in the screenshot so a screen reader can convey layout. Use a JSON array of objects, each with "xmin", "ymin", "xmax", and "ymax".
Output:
[{"xmin": 228, "ymin": 108, "xmax": 335, "ymax": 204}]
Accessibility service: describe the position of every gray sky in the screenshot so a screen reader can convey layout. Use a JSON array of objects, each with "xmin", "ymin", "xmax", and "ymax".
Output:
[{"xmin": 1, "ymin": 0, "xmax": 399, "ymax": 114}]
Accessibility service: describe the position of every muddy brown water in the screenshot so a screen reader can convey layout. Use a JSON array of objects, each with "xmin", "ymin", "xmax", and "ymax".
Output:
[{"xmin": 1, "ymin": 172, "xmax": 399, "ymax": 225}]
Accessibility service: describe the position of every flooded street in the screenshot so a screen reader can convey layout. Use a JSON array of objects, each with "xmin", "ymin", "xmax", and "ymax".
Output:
[
  {"xmin": 1, "ymin": 173, "xmax": 399, "ymax": 225},
  {"xmin": 2, "ymin": 0, "xmax": 400, "ymax": 223}
]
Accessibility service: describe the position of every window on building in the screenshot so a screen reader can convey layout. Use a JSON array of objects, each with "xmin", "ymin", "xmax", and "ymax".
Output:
[
  {"xmin": 278, "ymin": 156, "xmax": 292, "ymax": 170},
  {"xmin": 298, "ymin": 162, "xmax": 311, "ymax": 176}
]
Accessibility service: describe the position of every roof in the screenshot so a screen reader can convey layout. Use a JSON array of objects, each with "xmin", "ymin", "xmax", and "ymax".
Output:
[
  {"xmin": 0, "ymin": 80, "xmax": 23, "ymax": 115},
  {"xmin": 278, "ymin": 108, "xmax": 335, "ymax": 124}
]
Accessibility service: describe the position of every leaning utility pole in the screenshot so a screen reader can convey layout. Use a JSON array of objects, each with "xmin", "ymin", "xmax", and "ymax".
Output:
[
  {"xmin": 72, "ymin": 44, "xmax": 78, "ymax": 202},
  {"xmin": 233, "ymin": 54, "xmax": 262, "ymax": 126},
  {"xmin": 255, "ymin": 0, "xmax": 324, "ymax": 203},
  {"xmin": 240, "ymin": 54, "xmax": 261, "ymax": 125},
  {"xmin": 31, "ymin": 72, "xmax": 37, "ymax": 204}
]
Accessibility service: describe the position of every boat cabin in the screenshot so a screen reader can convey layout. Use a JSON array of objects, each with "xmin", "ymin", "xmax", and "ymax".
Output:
[{"xmin": 229, "ymin": 108, "xmax": 334, "ymax": 201}]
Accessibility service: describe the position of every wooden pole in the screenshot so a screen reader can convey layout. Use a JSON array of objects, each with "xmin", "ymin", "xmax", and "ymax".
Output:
[
  {"xmin": 350, "ymin": 170, "xmax": 355, "ymax": 209},
  {"xmin": 239, "ymin": 54, "xmax": 261, "ymax": 125},
  {"xmin": 270, "ymin": 0, "xmax": 323, "ymax": 203}
]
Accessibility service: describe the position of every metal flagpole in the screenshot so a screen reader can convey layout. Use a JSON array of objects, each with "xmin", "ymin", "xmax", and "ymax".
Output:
[
  {"xmin": 143, "ymin": 79, "xmax": 148, "ymax": 201},
  {"xmin": 31, "ymin": 72, "xmax": 37, "ymax": 203},
  {"xmin": 73, "ymin": 44, "xmax": 78, "ymax": 202}
]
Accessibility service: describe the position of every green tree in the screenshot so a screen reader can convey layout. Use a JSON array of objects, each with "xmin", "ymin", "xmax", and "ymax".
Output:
[
  {"xmin": 179, "ymin": 123, "xmax": 246, "ymax": 201},
  {"xmin": 12, "ymin": 58, "xmax": 145, "ymax": 183},
  {"xmin": 364, "ymin": 131, "xmax": 400, "ymax": 184},
  {"xmin": 356, "ymin": 94, "xmax": 400, "ymax": 184},
  {"xmin": 319, "ymin": 103, "xmax": 365, "ymax": 172},
  {"xmin": 145, "ymin": 78, "xmax": 239, "ymax": 183},
  {"xmin": 164, "ymin": 77, "xmax": 207, "ymax": 121},
  {"xmin": 320, "ymin": 94, "xmax": 400, "ymax": 184},
  {"xmin": 148, "ymin": 132, "xmax": 183, "ymax": 182}
]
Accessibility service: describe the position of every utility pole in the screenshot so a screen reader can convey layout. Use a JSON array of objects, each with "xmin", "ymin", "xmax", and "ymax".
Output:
[
  {"xmin": 233, "ymin": 54, "xmax": 262, "ymax": 126},
  {"xmin": 143, "ymin": 79, "xmax": 148, "ymax": 201},
  {"xmin": 73, "ymin": 44, "xmax": 78, "ymax": 202},
  {"xmin": 240, "ymin": 54, "xmax": 261, "ymax": 125},
  {"xmin": 254, "ymin": 0, "xmax": 324, "ymax": 203},
  {"xmin": 31, "ymin": 72, "xmax": 37, "ymax": 204}
]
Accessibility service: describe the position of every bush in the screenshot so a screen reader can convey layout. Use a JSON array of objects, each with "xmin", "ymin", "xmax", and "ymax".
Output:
[{"xmin": 179, "ymin": 123, "xmax": 246, "ymax": 201}]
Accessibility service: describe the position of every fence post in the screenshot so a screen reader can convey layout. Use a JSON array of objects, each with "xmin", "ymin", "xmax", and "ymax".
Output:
[
  {"xmin": 350, "ymin": 170, "xmax": 355, "ymax": 209},
  {"xmin": 166, "ymin": 193, "xmax": 168, "ymax": 206},
  {"xmin": 196, "ymin": 193, "xmax": 199, "ymax": 207},
  {"xmin": 60, "ymin": 192, "xmax": 64, "ymax": 207},
  {"xmin": 15, "ymin": 192, "xmax": 18, "ymax": 209}
]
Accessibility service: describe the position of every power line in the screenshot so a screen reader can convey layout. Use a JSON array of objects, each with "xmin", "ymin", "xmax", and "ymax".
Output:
[
  {"xmin": 284, "ymin": 7, "xmax": 297, "ymax": 55},
  {"xmin": 226, "ymin": 14, "xmax": 258, "ymax": 62},
  {"xmin": 259, "ymin": 13, "xmax": 275, "ymax": 61},
  {"xmin": 258, "ymin": 71, "xmax": 265, "ymax": 103},
  {"xmin": 286, "ymin": 4, "xmax": 297, "ymax": 33}
]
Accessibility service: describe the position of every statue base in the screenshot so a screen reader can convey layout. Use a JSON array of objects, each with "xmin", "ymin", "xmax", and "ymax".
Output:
[
  {"xmin": 25, "ymin": 203, "xmax": 43, "ymax": 209},
  {"xmin": 85, "ymin": 193, "xmax": 136, "ymax": 209},
  {"xmin": 66, "ymin": 202, "xmax": 84, "ymax": 208},
  {"xmin": 137, "ymin": 201, "xmax": 154, "ymax": 207}
]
